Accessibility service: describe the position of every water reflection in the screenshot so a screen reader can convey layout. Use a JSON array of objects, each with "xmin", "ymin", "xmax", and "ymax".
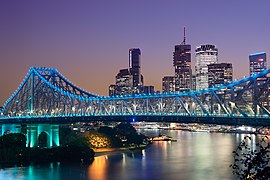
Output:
[
  {"xmin": 88, "ymin": 155, "xmax": 108, "ymax": 180},
  {"xmin": 86, "ymin": 130, "xmax": 239, "ymax": 180},
  {"xmin": 1, "ymin": 130, "xmax": 257, "ymax": 180}
]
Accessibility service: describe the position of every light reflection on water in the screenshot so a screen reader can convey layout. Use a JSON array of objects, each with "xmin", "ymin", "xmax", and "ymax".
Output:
[{"xmin": 0, "ymin": 130, "xmax": 257, "ymax": 180}]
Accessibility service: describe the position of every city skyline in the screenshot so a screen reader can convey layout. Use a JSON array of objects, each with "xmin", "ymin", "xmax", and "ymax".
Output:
[{"xmin": 1, "ymin": 1, "xmax": 270, "ymax": 106}]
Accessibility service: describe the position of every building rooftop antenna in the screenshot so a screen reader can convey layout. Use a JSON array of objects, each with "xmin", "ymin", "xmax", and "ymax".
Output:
[{"xmin": 181, "ymin": 27, "xmax": 186, "ymax": 45}]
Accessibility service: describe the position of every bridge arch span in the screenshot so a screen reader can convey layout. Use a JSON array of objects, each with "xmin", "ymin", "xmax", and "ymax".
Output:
[{"xmin": 1, "ymin": 67, "xmax": 270, "ymax": 126}]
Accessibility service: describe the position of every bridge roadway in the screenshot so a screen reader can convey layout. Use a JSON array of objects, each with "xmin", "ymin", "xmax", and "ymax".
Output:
[{"xmin": 1, "ymin": 115, "xmax": 270, "ymax": 127}]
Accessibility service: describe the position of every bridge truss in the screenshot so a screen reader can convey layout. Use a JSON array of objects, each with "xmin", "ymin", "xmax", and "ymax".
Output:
[{"xmin": 1, "ymin": 67, "xmax": 270, "ymax": 124}]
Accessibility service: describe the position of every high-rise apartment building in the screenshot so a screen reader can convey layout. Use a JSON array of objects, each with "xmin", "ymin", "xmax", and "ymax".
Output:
[
  {"xmin": 208, "ymin": 63, "xmax": 233, "ymax": 88},
  {"xmin": 162, "ymin": 76, "xmax": 175, "ymax": 93},
  {"xmin": 249, "ymin": 52, "xmax": 267, "ymax": 76},
  {"xmin": 115, "ymin": 69, "xmax": 133, "ymax": 95},
  {"xmin": 195, "ymin": 44, "xmax": 218, "ymax": 90},
  {"xmin": 173, "ymin": 28, "xmax": 192, "ymax": 92}
]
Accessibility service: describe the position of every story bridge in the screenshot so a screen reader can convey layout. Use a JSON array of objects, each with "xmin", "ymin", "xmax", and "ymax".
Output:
[
  {"xmin": 0, "ymin": 67, "xmax": 270, "ymax": 126},
  {"xmin": 1, "ymin": 67, "xmax": 270, "ymax": 147}
]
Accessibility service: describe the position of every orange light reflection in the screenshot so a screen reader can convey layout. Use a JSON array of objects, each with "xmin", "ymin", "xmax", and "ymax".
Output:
[{"xmin": 87, "ymin": 155, "xmax": 108, "ymax": 180}]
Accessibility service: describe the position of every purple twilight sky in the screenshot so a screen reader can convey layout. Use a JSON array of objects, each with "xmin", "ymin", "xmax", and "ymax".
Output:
[{"xmin": 1, "ymin": 0, "xmax": 270, "ymax": 106}]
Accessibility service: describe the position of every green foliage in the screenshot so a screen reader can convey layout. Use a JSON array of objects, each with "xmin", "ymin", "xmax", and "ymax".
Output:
[
  {"xmin": 230, "ymin": 136, "xmax": 270, "ymax": 180},
  {"xmin": 0, "ymin": 133, "xmax": 27, "ymax": 163},
  {"xmin": 126, "ymin": 133, "xmax": 147, "ymax": 145},
  {"xmin": 114, "ymin": 122, "xmax": 137, "ymax": 137},
  {"xmin": 97, "ymin": 126, "xmax": 122, "ymax": 147},
  {"xmin": 0, "ymin": 133, "xmax": 26, "ymax": 149},
  {"xmin": 98, "ymin": 126, "xmax": 116, "ymax": 136},
  {"xmin": 114, "ymin": 122, "xmax": 148, "ymax": 147},
  {"xmin": 68, "ymin": 136, "xmax": 89, "ymax": 147},
  {"xmin": 59, "ymin": 126, "xmax": 77, "ymax": 146}
]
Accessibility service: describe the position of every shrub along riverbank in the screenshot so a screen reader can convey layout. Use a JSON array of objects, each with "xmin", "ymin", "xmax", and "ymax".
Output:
[{"xmin": 0, "ymin": 133, "xmax": 95, "ymax": 167}]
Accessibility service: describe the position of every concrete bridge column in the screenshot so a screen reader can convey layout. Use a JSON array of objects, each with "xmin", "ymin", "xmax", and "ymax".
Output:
[
  {"xmin": 51, "ymin": 125, "xmax": 60, "ymax": 147},
  {"xmin": 38, "ymin": 124, "xmax": 60, "ymax": 148},
  {"xmin": 26, "ymin": 124, "xmax": 60, "ymax": 148},
  {"xmin": 27, "ymin": 125, "xmax": 38, "ymax": 147}
]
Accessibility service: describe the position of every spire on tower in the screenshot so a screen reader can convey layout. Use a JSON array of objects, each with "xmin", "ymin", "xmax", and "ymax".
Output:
[{"xmin": 181, "ymin": 27, "xmax": 186, "ymax": 45}]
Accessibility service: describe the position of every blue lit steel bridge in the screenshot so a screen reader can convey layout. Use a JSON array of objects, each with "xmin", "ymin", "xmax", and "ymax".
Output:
[{"xmin": 1, "ymin": 67, "xmax": 270, "ymax": 126}]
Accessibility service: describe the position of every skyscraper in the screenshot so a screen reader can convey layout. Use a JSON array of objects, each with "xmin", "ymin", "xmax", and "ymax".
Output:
[
  {"xmin": 162, "ymin": 76, "xmax": 175, "ymax": 93},
  {"xmin": 191, "ymin": 75, "xmax": 196, "ymax": 91},
  {"xmin": 249, "ymin": 52, "xmax": 269, "ymax": 109},
  {"xmin": 173, "ymin": 28, "xmax": 192, "ymax": 92},
  {"xmin": 208, "ymin": 63, "xmax": 233, "ymax": 88},
  {"xmin": 109, "ymin": 48, "xmax": 149, "ymax": 96},
  {"xmin": 249, "ymin": 52, "xmax": 267, "ymax": 76},
  {"xmin": 129, "ymin": 48, "xmax": 144, "ymax": 93},
  {"xmin": 195, "ymin": 44, "xmax": 218, "ymax": 90},
  {"xmin": 115, "ymin": 68, "xmax": 132, "ymax": 95}
]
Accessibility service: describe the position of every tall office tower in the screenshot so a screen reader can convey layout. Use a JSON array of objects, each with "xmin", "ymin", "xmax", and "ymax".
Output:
[
  {"xmin": 162, "ymin": 76, "xmax": 175, "ymax": 93},
  {"xmin": 191, "ymin": 75, "xmax": 196, "ymax": 91},
  {"xmin": 208, "ymin": 63, "xmax": 233, "ymax": 88},
  {"xmin": 195, "ymin": 44, "xmax": 218, "ymax": 90},
  {"xmin": 173, "ymin": 28, "xmax": 192, "ymax": 92},
  {"xmin": 115, "ymin": 69, "xmax": 133, "ymax": 95},
  {"xmin": 129, "ymin": 48, "xmax": 144, "ymax": 93},
  {"xmin": 249, "ymin": 52, "xmax": 267, "ymax": 76}
]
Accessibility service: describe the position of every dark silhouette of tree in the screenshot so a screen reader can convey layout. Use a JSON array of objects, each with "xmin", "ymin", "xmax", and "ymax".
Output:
[
  {"xmin": 0, "ymin": 133, "xmax": 26, "ymax": 163},
  {"xmin": 59, "ymin": 126, "xmax": 77, "ymax": 145},
  {"xmin": 230, "ymin": 136, "xmax": 270, "ymax": 179},
  {"xmin": 114, "ymin": 122, "xmax": 137, "ymax": 137},
  {"xmin": 114, "ymin": 122, "xmax": 147, "ymax": 146},
  {"xmin": 98, "ymin": 126, "xmax": 116, "ymax": 136},
  {"xmin": 0, "ymin": 133, "xmax": 26, "ymax": 149}
]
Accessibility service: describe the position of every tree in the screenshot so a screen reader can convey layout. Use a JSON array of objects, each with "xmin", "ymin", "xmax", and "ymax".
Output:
[
  {"xmin": 0, "ymin": 133, "xmax": 26, "ymax": 149},
  {"xmin": 59, "ymin": 125, "xmax": 77, "ymax": 146},
  {"xmin": 98, "ymin": 126, "xmax": 116, "ymax": 136},
  {"xmin": 0, "ymin": 133, "xmax": 27, "ymax": 163},
  {"xmin": 114, "ymin": 122, "xmax": 148, "ymax": 147},
  {"xmin": 230, "ymin": 136, "xmax": 270, "ymax": 179},
  {"xmin": 114, "ymin": 122, "xmax": 137, "ymax": 137}
]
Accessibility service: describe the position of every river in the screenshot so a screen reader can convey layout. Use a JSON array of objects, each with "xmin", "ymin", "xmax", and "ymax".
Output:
[{"xmin": 0, "ymin": 130, "xmax": 259, "ymax": 180}]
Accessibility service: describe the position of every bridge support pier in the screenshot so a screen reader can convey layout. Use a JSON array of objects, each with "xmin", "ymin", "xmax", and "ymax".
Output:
[
  {"xmin": 26, "ymin": 124, "xmax": 60, "ymax": 148},
  {"xmin": 0, "ymin": 124, "xmax": 21, "ymax": 135},
  {"xmin": 0, "ymin": 123, "xmax": 60, "ymax": 148}
]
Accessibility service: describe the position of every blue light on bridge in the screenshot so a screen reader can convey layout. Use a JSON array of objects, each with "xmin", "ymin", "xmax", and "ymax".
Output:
[{"xmin": 2, "ymin": 66, "xmax": 270, "ymax": 126}]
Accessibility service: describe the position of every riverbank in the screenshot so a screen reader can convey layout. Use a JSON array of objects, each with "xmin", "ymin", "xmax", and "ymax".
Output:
[
  {"xmin": 94, "ymin": 148, "xmax": 130, "ymax": 157},
  {"xmin": 94, "ymin": 144, "xmax": 149, "ymax": 157}
]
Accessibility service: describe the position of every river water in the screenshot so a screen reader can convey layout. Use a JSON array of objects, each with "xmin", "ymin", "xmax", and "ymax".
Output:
[{"xmin": 0, "ymin": 130, "xmax": 259, "ymax": 180}]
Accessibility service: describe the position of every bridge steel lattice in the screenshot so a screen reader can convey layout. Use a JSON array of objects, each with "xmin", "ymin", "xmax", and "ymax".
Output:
[{"xmin": 1, "ymin": 67, "xmax": 270, "ymax": 126}]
